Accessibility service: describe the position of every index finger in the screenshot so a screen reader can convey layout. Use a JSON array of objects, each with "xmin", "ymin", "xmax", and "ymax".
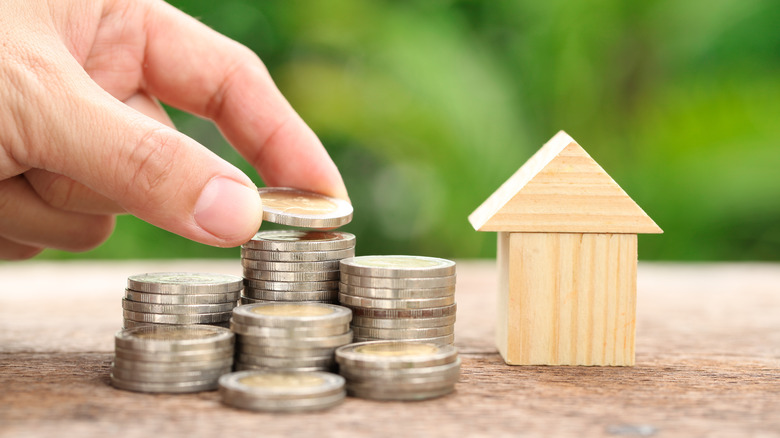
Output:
[{"xmin": 140, "ymin": 0, "xmax": 349, "ymax": 201}]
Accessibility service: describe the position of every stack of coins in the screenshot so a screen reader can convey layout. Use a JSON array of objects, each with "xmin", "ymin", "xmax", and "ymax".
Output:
[
  {"xmin": 122, "ymin": 273, "xmax": 242, "ymax": 328},
  {"xmin": 338, "ymin": 256, "xmax": 456, "ymax": 345},
  {"xmin": 335, "ymin": 341, "xmax": 460, "ymax": 400},
  {"xmin": 230, "ymin": 302, "xmax": 353, "ymax": 372},
  {"xmin": 240, "ymin": 231, "xmax": 356, "ymax": 305},
  {"xmin": 110, "ymin": 325, "xmax": 234, "ymax": 393},
  {"xmin": 219, "ymin": 370, "xmax": 346, "ymax": 412}
]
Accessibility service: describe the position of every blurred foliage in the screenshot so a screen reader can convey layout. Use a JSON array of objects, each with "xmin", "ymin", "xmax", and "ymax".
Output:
[{"xmin": 41, "ymin": 0, "xmax": 780, "ymax": 261}]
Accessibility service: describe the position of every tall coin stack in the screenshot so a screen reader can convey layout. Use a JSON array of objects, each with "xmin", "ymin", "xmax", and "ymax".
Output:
[
  {"xmin": 122, "ymin": 273, "xmax": 242, "ymax": 329},
  {"xmin": 338, "ymin": 256, "xmax": 456, "ymax": 345},
  {"xmin": 111, "ymin": 325, "xmax": 234, "ymax": 393},
  {"xmin": 335, "ymin": 341, "xmax": 460, "ymax": 400},
  {"xmin": 230, "ymin": 302, "xmax": 353, "ymax": 372},
  {"xmin": 240, "ymin": 231, "xmax": 356, "ymax": 305}
]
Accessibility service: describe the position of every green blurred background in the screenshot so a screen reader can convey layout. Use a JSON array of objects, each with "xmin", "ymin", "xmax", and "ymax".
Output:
[{"xmin": 42, "ymin": 0, "xmax": 780, "ymax": 261}]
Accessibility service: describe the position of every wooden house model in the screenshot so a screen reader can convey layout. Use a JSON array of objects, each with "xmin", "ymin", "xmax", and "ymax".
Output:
[{"xmin": 468, "ymin": 131, "xmax": 662, "ymax": 366}]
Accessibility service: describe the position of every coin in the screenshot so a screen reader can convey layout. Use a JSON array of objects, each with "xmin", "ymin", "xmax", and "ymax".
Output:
[
  {"xmin": 339, "ymin": 283, "xmax": 455, "ymax": 299},
  {"xmin": 244, "ymin": 279, "xmax": 339, "ymax": 292},
  {"xmin": 242, "ymin": 289, "xmax": 338, "ymax": 302},
  {"xmin": 114, "ymin": 346, "xmax": 234, "ymax": 363},
  {"xmin": 110, "ymin": 365, "xmax": 232, "ymax": 383},
  {"xmin": 121, "ymin": 299, "xmax": 236, "ymax": 315},
  {"xmin": 241, "ymin": 248, "xmax": 355, "ymax": 263},
  {"xmin": 340, "ymin": 358, "xmax": 461, "ymax": 380},
  {"xmin": 350, "ymin": 325, "xmax": 454, "ymax": 339},
  {"xmin": 234, "ymin": 363, "xmax": 330, "ymax": 373},
  {"xmin": 236, "ymin": 354, "xmax": 334, "ymax": 369},
  {"xmin": 340, "ymin": 273, "xmax": 456, "ymax": 289},
  {"xmin": 114, "ymin": 325, "xmax": 234, "ymax": 352},
  {"xmin": 234, "ymin": 331, "xmax": 353, "ymax": 349},
  {"xmin": 122, "ymin": 309, "xmax": 232, "ymax": 325},
  {"xmin": 230, "ymin": 320, "xmax": 348, "ymax": 338},
  {"xmin": 257, "ymin": 187, "xmax": 353, "ymax": 228},
  {"xmin": 347, "ymin": 303, "xmax": 457, "ymax": 319},
  {"xmin": 335, "ymin": 341, "xmax": 458, "ymax": 369},
  {"xmin": 353, "ymin": 333, "xmax": 454, "ymax": 346},
  {"xmin": 340, "ymin": 256, "xmax": 456, "ymax": 278},
  {"xmin": 241, "ymin": 260, "xmax": 342, "ymax": 272},
  {"xmin": 219, "ymin": 370, "xmax": 345, "ymax": 412},
  {"xmin": 237, "ymin": 343, "xmax": 338, "ymax": 358},
  {"xmin": 346, "ymin": 385, "xmax": 454, "ymax": 401},
  {"xmin": 113, "ymin": 356, "xmax": 233, "ymax": 373},
  {"xmin": 127, "ymin": 272, "xmax": 243, "ymax": 294},
  {"xmin": 240, "ymin": 296, "xmax": 335, "ymax": 306},
  {"xmin": 124, "ymin": 290, "xmax": 240, "ymax": 305},
  {"xmin": 243, "ymin": 230, "xmax": 356, "ymax": 252},
  {"xmin": 232, "ymin": 303, "xmax": 352, "ymax": 328},
  {"xmin": 350, "ymin": 315, "xmax": 456, "ymax": 329},
  {"xmin": 110, "ymin": 374, "xmax": 219, "ymax": 393},
  {"xmin": 243, "ymin": 269, "xmax": 340, "ymax": 282},
  {"xmin": 338, "ymin": 293, "xmax": 455, "ymax": 309}
]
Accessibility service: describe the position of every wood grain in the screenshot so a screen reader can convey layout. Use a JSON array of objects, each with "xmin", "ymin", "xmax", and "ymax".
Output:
[
  {"xmin": 1, "ymin": 260, "xmax": 779, "ymax": 438},
  {"xmin": 469, "ymin": 131, "xmax": 662, "ymax": 234}
]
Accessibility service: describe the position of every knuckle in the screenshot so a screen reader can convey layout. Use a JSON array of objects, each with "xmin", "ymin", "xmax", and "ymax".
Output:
[{"xmin": 121, "ymin": 125, "xmax": 182, "ymax": 208}]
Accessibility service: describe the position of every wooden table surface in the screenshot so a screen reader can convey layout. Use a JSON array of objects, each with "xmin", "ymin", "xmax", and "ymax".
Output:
[{"xmin": 1, "ymin": 260, "xmax": 778, "ymax": 437}]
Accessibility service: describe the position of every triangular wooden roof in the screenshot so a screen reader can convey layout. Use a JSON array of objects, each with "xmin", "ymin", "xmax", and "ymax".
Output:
[{"xmin": 469, "ymin": 131, "xmax": 662, "ymax": 234}]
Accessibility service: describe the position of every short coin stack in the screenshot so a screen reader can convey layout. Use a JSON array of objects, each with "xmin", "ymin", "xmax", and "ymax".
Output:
[
  {"xmin": 111, "ymin": 325, "xmax": 234, "ymax": 393},
  {"xmin": 338, "ymin": 256, "xmax": 456, "ymax": 345},
  {"xmin": 240, "ymin": 231, "xmax": 356, "ymax": 305},
  {"xmin": 219, "ymin": 370, "xmax": 346, "ymax": 412},
  {"xmin": 230, "ymin": 302, "xmax": 353, "ymax": 372},
  {"xmin": 335, "ymin": 341, "xmax": 460, "ymax": 400},
  {"xmin": 122, "ymin": 273, "xmax": 242, "ymax": 329}
]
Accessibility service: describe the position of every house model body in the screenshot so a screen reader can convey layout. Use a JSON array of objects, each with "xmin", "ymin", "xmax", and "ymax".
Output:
[{"xmin": 469, "ymin": 131, "xmax": 662, "ymax": 366}]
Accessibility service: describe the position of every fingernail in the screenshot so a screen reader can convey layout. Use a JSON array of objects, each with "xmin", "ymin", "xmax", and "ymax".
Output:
[{"xmin": 194, "ymin": 177, "xmax": 262, "ymax": 242}]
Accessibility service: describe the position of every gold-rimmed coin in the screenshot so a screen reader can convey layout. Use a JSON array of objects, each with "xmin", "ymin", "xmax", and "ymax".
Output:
[{"xmin": 257, "ymin": 187, "xmax": 353, "ymax": 228}]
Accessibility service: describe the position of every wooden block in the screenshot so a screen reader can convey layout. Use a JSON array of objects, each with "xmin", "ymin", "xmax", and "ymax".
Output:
[
  {"xmin": 497, "ymin": 232, "xmax": 638, "ymax": 366},
  {"xmin": 468, "ymin": 131, "xmax": 662, "ymax": 234}
]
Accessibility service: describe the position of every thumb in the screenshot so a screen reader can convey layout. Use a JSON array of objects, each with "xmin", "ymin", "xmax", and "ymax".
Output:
[{"xmin": 13, "ymin": 54, "xmax": 262, "ymax": 247}]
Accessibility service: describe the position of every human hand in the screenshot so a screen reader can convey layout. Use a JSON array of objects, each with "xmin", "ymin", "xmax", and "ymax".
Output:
[{"xmin": 0, "ymin": 0, "xmax": 348, "ymax": 260}]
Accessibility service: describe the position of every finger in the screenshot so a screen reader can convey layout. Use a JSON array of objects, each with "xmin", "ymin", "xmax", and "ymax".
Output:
[
  {"xmin": 140, "ymin": 1, "xmax": 349, "ymax": 201},
  {"xmin": 0, "ymin": 176, "xmax": 115, "ymax": 251},
  {"xmin": 0, "ymin": 235, "xmax": 43, "ymax": 261},
  {"xmin": 124, "ymin": 92, "xmax": 175, "ymax": 129},
  {"xmin": 25, "ymin": 169, "xmax": 125, "ymax": 215},
  {"xmin": 9, "ymin": 43, "xmax": 262, "ymax": 247}
]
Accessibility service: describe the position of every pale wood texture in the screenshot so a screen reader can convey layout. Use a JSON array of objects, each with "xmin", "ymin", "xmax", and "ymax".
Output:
[
  {"xmin": 2, "ymin": 260, "xmax": 780, "ymax": 438},
  {"xmin": 499, "ymin": 233, "xmax": 637, "ymax": 366},
  {"xmin": 468, "ymin": 131, "xmax": 662, "ymax": 234}
]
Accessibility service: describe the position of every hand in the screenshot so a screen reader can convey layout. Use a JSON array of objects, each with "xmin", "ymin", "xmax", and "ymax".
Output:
[{"xmin": 0, "ymin": 0, "xmax": 348, "ymax": 260}]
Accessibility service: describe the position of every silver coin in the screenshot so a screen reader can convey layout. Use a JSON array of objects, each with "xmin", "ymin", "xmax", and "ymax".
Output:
[
  {"xmin": 121, "ymin": 299, "xmax": 236, "ymax": 315},
  {"xmin": 114, "ymin": 346, "xmax": 234, "ymax": 363},
  {"xmin": 237, "ymin": 343, "xmax": 338, "ymax": 358},
  {"xmin": 113, "ymin": 356, "xmax": 233, "ymax": 373},
  {"xmin": 110, "ymin": 364, "xmax": 231, "ymax": 383},
  {"xmin": 244, "ymin": 279, "xmax": 339, "ymax": 292},
  {"xmin": 123, "ymin": 320, "xmax": 232, "ymax": 329},
  {"xmin": 122, "ymin": 310, "xmax": 232, "ymax": 324},
  {"xmin": 340, "ymin": 273, "xmax": 456, "ymax": 289},
  {"xmin": 114, "ymin": 325, "xmax": 234, "ymax": 352},
  {"xmin": 241, "ymin": 248, "xmax": 355, "ymax": 263},
  {"xmin": 110, "ymin": 374, "xmax": 218, "ymax": 393},
  {"xmin": 242, "ymin": 289, "xmax": 338, "ymax": 302},
  {"xmin": 232, "ymin": 303, "xmax": 352, "ymax": 328},
  {"xmin": 257, "ymin": 187, "xmax": 353, "ymax": 228},
  {"xmin": 222, "ymin": 391, "xmax": 344, "ymax": 412},
  {"xmin": 338, "ymin": 293, "xmax": 455, "ymax": 309},
  {"xmin": 346, "ymin": 375, "xmax": 459, "ymax": 390},
  {"xmin": 124, "ymin": 289, "xmax": 239, "ymax": 305},
  {"xmin": 243, "ymin": 269, "xmax": 340, "ymax": 282},
  {"xmin": 230, "ymin": 320, "xmax": 348, "ymax": 338},
  {"xmin": 341, "ymin": 358, "xmax": 461, "ymax": 381},
  {"xmin": 241, "ymin": 260, "xmax": 342, "ymax": 272},
  {"xmin": 350, "ymin": 315, "xmax": 456, "ymax": 329},
  {"xmin": 340, "ymin": 256, "xmax": 455, "ymax": 278},
  {"xmin": 239, "ymin": 296, "xmax": 336, "ymax": 306},
  {"xmin": 346, "ymin": 384, "xmax": 454, "ymax": 401},
  {"xmin": 350, "ymin": 325, "xmax": 454, "ymax": 339},
  {"xmin": 347, "ymin": 303, "xmax": 457, "ymax": 319},
  {"xmin": 335, "ymin": 341, "xmax": 458, "ymax": 369},
  {"xmin": 353, "ymin": 333, "xmax": 454, "ymax": 346},
  {"xmin": 242, "ymin": 230, "xmax": 356, "ymax": 252},
  {"xmin": 234, "ymin": 331, "xmax": 353, "ymax": 349},
  {"xmin": 220, "ymin": 370, "xmax": 344, "ymax": 398},
  {"xmin": 127, "ymin": 272, "xmax": 243, "ymax": 294},
  {"xmin": 234, "ymin": 363, "xmax": 331, "ymax": 373},
  {"xmin": 339, "ymin": 283, "xmax": 455, "ymax": 299},
  {"xmin": 236, "ymin": 354, "xmax": 334, "ymax": 368}
]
